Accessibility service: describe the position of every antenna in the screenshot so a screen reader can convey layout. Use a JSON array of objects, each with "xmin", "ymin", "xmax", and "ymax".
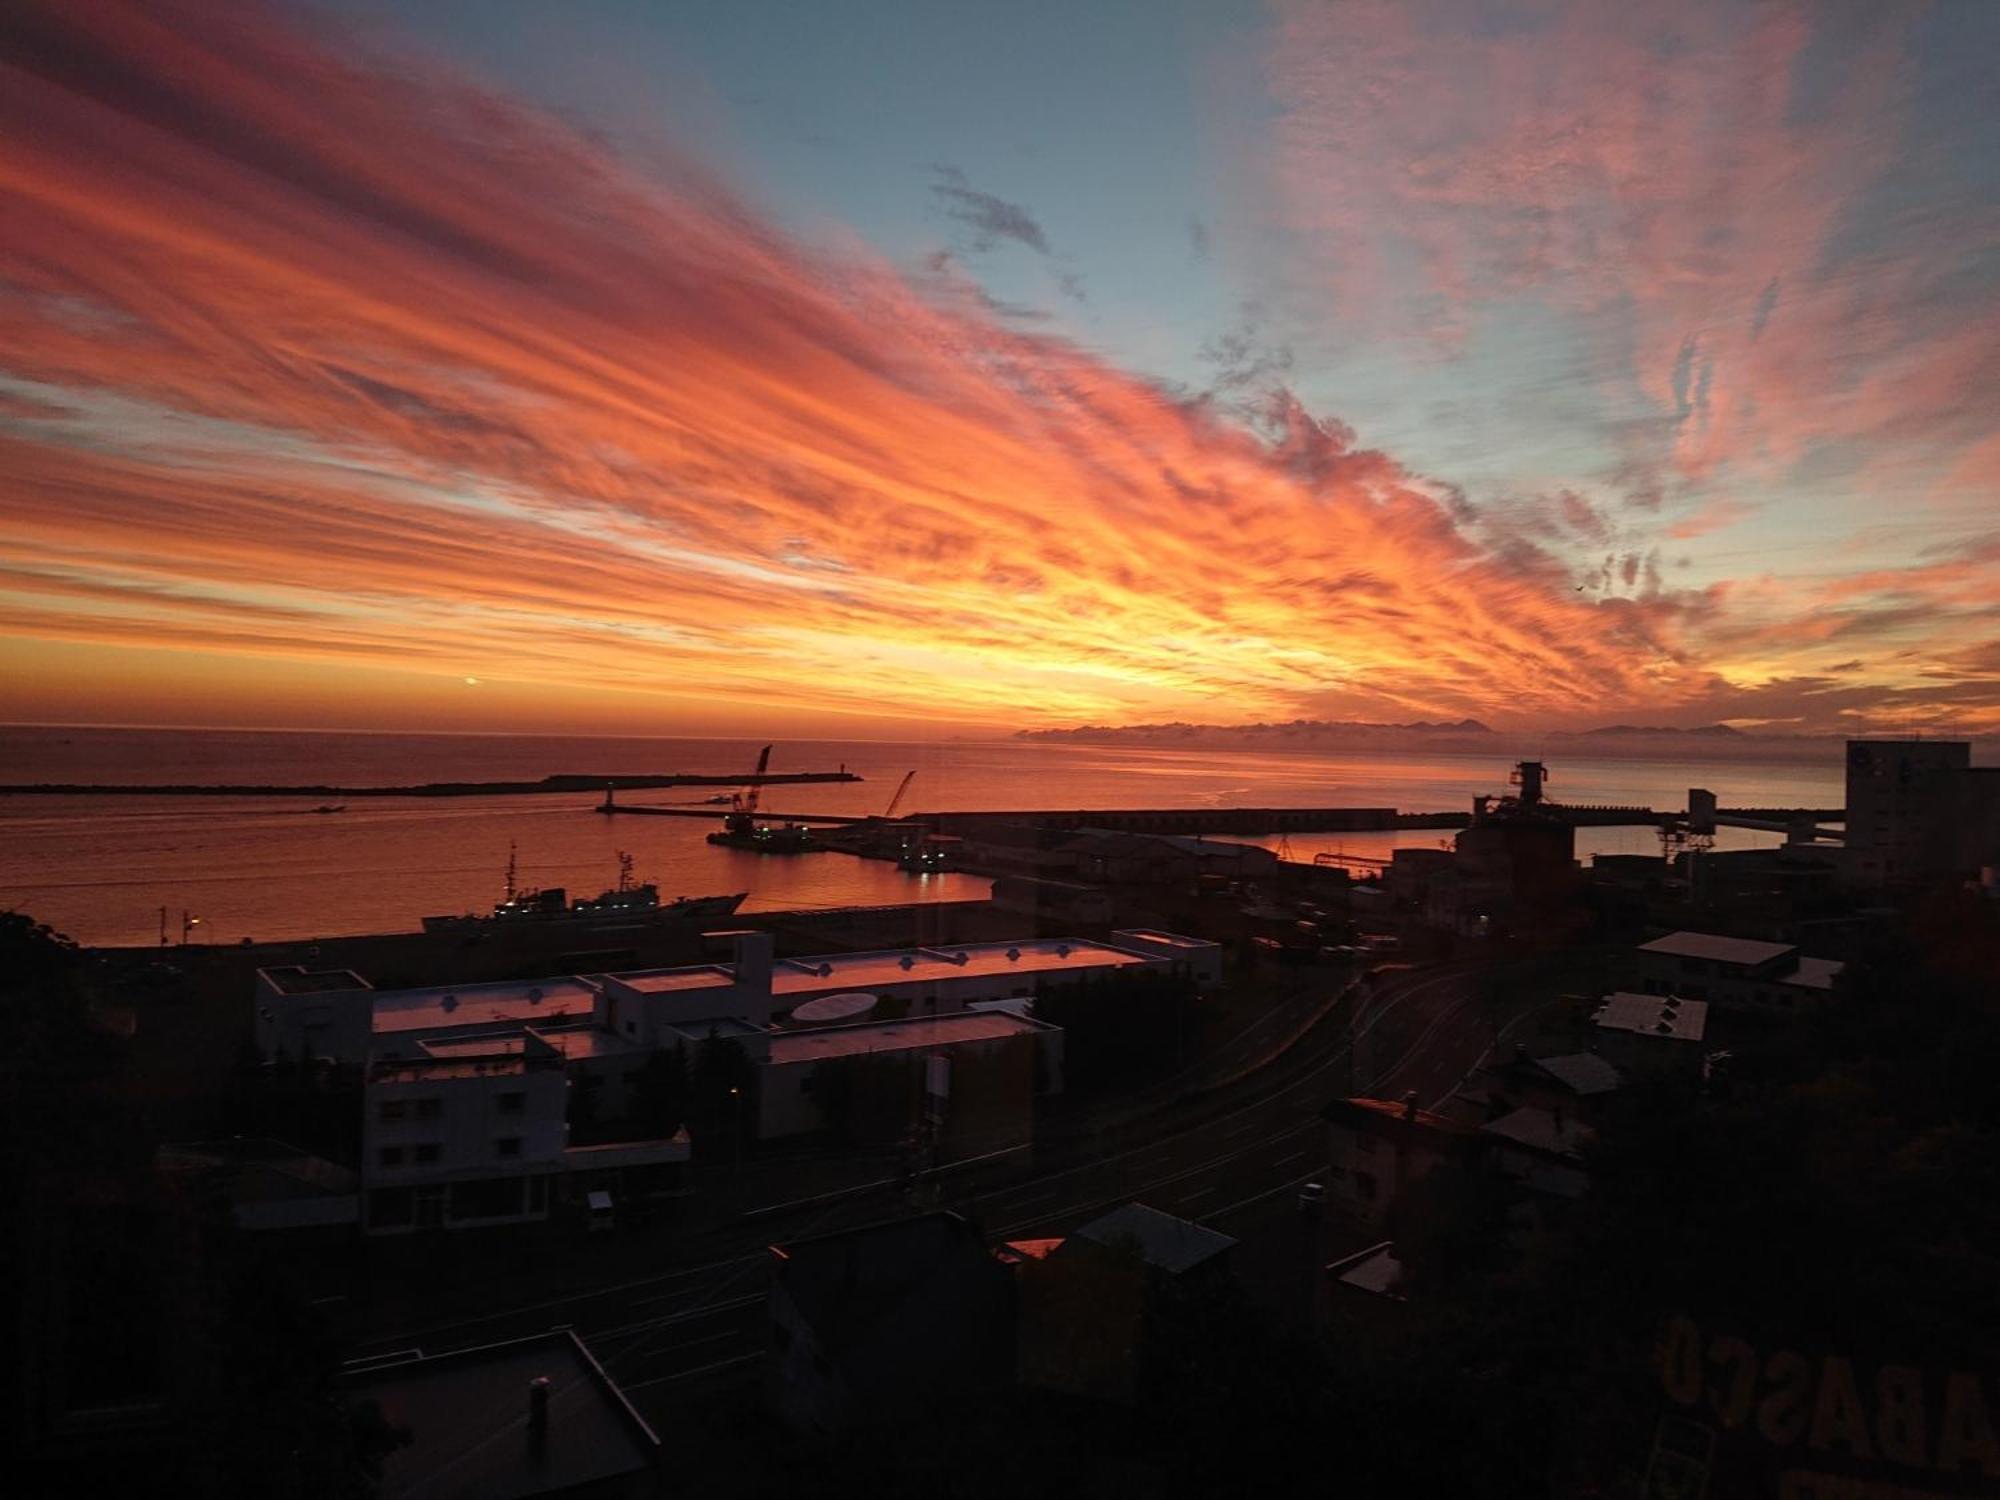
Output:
[{"xmin": 505, "ymin": 841, "xmax": 518, "ymax": 901}]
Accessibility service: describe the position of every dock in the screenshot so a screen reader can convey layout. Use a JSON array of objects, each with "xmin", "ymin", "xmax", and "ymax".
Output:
[{"xmin": 0, "ymin": 770, "xmax": 864, "ymax": 799}]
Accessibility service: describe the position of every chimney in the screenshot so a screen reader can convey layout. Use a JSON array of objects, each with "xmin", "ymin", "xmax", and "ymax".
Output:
[
  {"xmin": 527, "ymin": 1375, "xmax": 551, "ymax": 1450},
  {"xmin": 1402, "ymin": 1090, "xmax": 1419, "ymax": 1121}
]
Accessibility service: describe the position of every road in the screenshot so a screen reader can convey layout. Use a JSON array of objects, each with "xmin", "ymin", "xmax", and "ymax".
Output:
[{"xmin": 344, "ymin": 957, "xmax": 1559, "ymax": 1412}]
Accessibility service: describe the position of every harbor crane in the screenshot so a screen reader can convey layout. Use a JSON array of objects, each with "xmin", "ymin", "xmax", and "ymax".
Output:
[
  {"xmin": 734, "ymin": 746, "xmax": 772, "ymax": 815},
  {"xmin": 883, "ymin": 769, "xmax": 917, "ymax": 820}
]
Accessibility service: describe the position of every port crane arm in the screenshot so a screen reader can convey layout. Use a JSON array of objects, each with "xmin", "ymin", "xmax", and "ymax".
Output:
[
  {"xmin": 883, "ymin": 769, "xmax": 916, "ymax": 820},
  {"xmin": 733, "ymin": 745, "xmax": 773, "ymax": 817}
]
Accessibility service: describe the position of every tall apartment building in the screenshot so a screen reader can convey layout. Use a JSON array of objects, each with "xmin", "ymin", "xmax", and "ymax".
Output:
[{"xmin": 1843, "ymin": 740, "xmax": 2000, "ymax": 887}]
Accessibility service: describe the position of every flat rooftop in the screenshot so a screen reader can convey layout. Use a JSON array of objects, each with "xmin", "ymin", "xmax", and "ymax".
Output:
[
  {"xmin": 525, "ymin": 1027, "xmax": 644, "ymax": 1061},
  {"xmin": 770, "ymin": 938, "xmax": 1155, "ymax": 994},
  {"xmin": 602, "ymin": 964, "xmax": 734, "ymax": 997},
  {"xmin": 669, "ymin": 1016, "xmax": 765, "ymax": 1040},
  {"xmin": 1115, "ymin": 928, "xmax": 1213, "ymax": 949},
  {"xmin": 767, "ymin": 1011, "xmax": 1043, "ymax": 1066},
  {"xmin": 1785, "ymin": 955, "xmax": 1844, "ymax": 991},
  {"xmin": 1594, "ymin": 992, "xmax": 1709, "ymax": 1041},
  {"xmin": 1072, "ymin": 1202, "xmax": 1236, "ymax": 1275},
  {"xmin": 1639, "ymin": 931, "xmax": 1796, "ymax": 968},
  {"xmin": 261, "ymin": 965, "xmax": 371, "ymax": 995},
  {"xmin": 345, "ymin": 1330, "xmax": 656, "ymax": 1499},
  {"xmin": 371, "ymin": 976, "xmax": 600, "ymax": 1035},
  {"xmin": 371, "ymin": 1053, "xmax": 544, "ymax": 1084}
]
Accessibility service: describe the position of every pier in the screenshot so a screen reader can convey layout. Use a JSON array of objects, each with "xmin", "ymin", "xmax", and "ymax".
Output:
[{"xmin": 0, "ymin": 769, "xmax": 863, "ymax": 799}]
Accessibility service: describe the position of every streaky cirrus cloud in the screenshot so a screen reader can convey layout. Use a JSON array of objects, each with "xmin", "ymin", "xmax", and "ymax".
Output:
[
  {"xmin": 1245, "ymin": 0, "xmax": 2000, "ymax": 729},
  {"xmin": 0, "ymin": 0, "xmax": 1992, "ymax": 735}
]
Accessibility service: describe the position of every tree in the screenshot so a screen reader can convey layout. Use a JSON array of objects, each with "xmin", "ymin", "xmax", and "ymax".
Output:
[
  {"xmin": 628, "ymin": 1042, "xmax": 690, "ymax": 1140},
  {"xmin": 690, "ymin": 1029, "xmax": 757, "ymax": 1151}
]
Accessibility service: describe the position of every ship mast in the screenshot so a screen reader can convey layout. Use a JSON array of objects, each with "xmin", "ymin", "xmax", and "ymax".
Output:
[
  {"xmin": 505, "ymin": 840, "xmax": 518, "ymax": 902},
  {"xmin": 617, "ymin": 850, "xmax": 635, "ymax": 892}
]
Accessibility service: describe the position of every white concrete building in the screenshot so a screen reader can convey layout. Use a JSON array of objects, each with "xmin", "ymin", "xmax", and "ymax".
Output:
[
  {"xmin": 254, "ymin": 927, "xmax": 1217, "ymax": 1228},
  {"xmin": 1631, "ymin": 931, "xmax": 1842, "ymax": 1012},
  {"xmin": 359, "ymin": 1033, "xmax": 689, "ymax": 1235}
]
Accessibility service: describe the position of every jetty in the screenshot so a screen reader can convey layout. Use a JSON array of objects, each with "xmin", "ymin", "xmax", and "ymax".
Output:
[{"xmin": 0, "ymin": 770, "xmax": 862, "ymax": 799}]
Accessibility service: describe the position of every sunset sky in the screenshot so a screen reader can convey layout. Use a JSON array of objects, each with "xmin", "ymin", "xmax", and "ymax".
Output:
[{"xmin": 2, "ymin": 0, "xmax": 1996, "ymax": 737}]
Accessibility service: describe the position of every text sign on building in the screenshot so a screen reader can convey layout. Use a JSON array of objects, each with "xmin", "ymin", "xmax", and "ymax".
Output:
[{"xmin": 1651, "ymin": 1314, "xmax": 1999, "ymax": 1498}]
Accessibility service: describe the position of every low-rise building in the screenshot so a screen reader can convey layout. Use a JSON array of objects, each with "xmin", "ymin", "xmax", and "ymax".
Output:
[
  {"xmin": 1064, "ymin": 1201, "xmax": 1237, "ymax": 1279},
  {"xmin": 766, "ymin": 1212, "xmax": 1015, "ymax": 1437},
  {"xmin": 254, "ymin": 927, "xmax": 1219, "ymax": 1229},
  {"xmin": 1319, "ymin": 1093, "xmax": 1480, "ymax": 1228},
  {"xmin": 1591, "ymin": 991, "xmax": 1710, "ymax": 1071},
  {"xmin": 361, "ymin": 1037, "xmax": 689, "ymax": 1235},
  {"xmin": 1461, "ymin": 1047, "xmax": 1623, "ymax": 1127},
  {"xmin": 155, "ymin": 1138, "xmax": 360, "ymax": 1232},
  {"xmin": 1631, "ymin": 930, "xmax": 1843, "ymax": 1011},
  {"xmin": 1479, "ymin": 1104, "xmax": 1592, "ymax": 1203}
]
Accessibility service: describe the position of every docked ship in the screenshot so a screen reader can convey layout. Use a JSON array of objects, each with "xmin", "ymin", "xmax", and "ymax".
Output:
[
  {"xmin": 706, "ymin": 817, "xmax": 816, "ymax": 854},
  {"xmin": 421, "ymin": 849, "xmax": 747, "ymax": 935}
]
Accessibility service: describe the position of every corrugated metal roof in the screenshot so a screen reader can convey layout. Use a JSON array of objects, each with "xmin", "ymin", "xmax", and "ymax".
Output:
[
  {"xmin": 1638, "ymin": 931, "xmax": 1795, "ymax": 967},
  {"xmin": 1072, "ymin": 1202, "xmax": 1236, "ymax": 1274},
  {"xmin": 1531, "ymin": 1051, "xmax": 1624, "ymax": 1095}
]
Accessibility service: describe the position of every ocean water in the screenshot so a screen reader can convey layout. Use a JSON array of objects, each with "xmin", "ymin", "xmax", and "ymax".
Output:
[{"xmin": 0, "ymin": 726, "xmax": 1845, "ymax": 947}]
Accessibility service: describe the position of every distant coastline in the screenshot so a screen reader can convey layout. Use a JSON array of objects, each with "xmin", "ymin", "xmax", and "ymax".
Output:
[{"xmin": 1012, "ymin": 718, "xmax": 1990, "ymax": 762}]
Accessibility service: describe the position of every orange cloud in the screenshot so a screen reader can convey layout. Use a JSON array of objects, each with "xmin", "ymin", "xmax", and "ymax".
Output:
[{"xmin": 0, "ymin": 0, "xmax": 1991, "ymax": 736}]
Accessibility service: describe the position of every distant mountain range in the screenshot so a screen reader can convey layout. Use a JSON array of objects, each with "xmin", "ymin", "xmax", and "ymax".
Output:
[
  {"xmin": 1573, "ymin": 723, "xmax": 1745, "ymax": 738},
  {"xmin": 1016, "ymin": 718, "xmax": 1495, "ymax": 745},
  {"xmin": 1013, "ymin": 717, "xmax": 1993, "ymax": 760}
]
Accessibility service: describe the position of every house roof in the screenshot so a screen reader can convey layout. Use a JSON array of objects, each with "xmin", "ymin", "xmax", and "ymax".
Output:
[
  {"xmin": 1321, "ymin": 1094, "xmax": 1476, "ymax": 1136},
  {"xmin": 1481, "ymin": 1105, "xmax": 1593, "ymax": 1159},
  {"xmin": 1784, "ymin": 955, "xmax": 1844, "ymax": 991},
  {"xmin": 1594, "ymin": 992, "xmax": 1709, "ymax": 1041},
  {"xmin": 156, "ymin": 1138, "xmax": 357, "ymax": 1203},
  {"xmin": 1528, "ymin": 1052, "xmax": 1624, "ymax": 1096},
  {"xmin": 1324, "ymin": 1241, "xmax": 1406, "ymax": 1300},
  {"xmin": 1070, "ymin": 1202, "xmax": 1237, "ymax": 1275},
  {"xmin": 771, "ymin": 1211, "xmax": 1004, "ymax": 1359}
]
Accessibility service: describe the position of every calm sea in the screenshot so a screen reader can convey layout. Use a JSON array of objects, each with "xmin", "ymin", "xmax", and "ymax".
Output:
[{"xmin": 0, "ymin": 726, "xmax": 1845, "ymax": 947}]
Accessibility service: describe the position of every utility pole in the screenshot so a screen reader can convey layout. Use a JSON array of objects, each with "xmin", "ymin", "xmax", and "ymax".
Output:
[{"xmin": 728, "ymin": 1085, "xmax": 743, "ymax": 1201}]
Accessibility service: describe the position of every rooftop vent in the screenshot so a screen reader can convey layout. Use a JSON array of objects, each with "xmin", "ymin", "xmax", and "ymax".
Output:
[
  {"xmin": 440, "ymin": 994, "xmax": 458, "ymax": 1014},
  {"xmin": 954, "ymin": 952, "xmax": 968, "ymax": 965},
  {"xmin": 1655, "ymin": 1021, "xmax": 1674, "ymax": 1033},
  {"xmin": 528, "ymin": 1374, "xmax": 551, "ymax": 1447},
  {"xmin": 1006, "ymin": 947, "xmax": 1021, "ymax": 961},
  {"xmin": 528, "ymin": 987, "xmax": 543, "ymax": 1004},
  {"xmin": 818, "ymin": 963, "xmax": 833, "ymax": 977},
  {"xmin": 1055, "ymin": 944, "xmax": 1071, "ymax": 958},
  {"xmin": 899, "ymin": 955, "xmax": 915, "ymax": 970}
]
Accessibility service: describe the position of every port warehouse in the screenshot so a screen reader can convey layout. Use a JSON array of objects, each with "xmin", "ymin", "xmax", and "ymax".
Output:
[{"xmin": 253, "ymin": 928, "xmax": 1219, "ymax": 1233}]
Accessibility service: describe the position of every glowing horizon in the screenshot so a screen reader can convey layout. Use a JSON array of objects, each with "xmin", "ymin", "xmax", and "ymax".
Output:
[{"xmin": 1, "ymin": 1, "xmax": 1995, "ymax": 738}]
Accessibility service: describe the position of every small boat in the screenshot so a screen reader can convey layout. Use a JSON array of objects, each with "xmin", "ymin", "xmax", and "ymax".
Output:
[{"xmin": 313, "ymin": 804, "xmax": 346, "ymax": 814}]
